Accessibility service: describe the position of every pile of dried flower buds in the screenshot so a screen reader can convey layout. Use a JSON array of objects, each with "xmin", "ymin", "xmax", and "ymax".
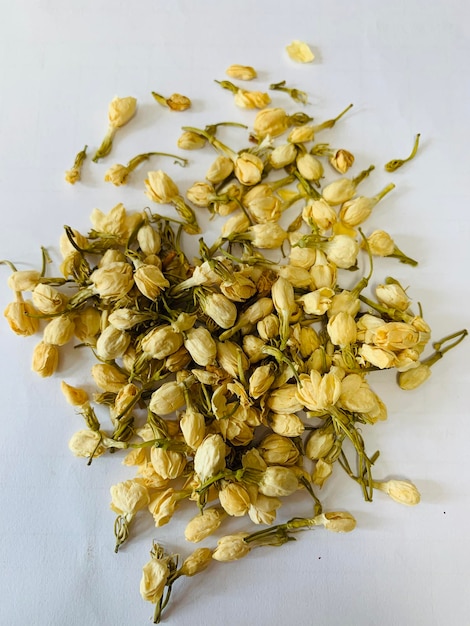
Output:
[{"xmin": 2, "ymin": 43, "xmax": 467, "ymax": 623}]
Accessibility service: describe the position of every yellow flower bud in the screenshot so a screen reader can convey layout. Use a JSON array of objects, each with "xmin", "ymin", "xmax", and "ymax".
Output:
[
  {"xmin": 61, "ymin": 381, "xmax": 89, "ymax": 407},
  {"xmin": 257, "ymin": 433, "xmax": 300, "ymax": 466},
  {"xmin": 225, "ymin": 64, "xmax": 257, "ymax": 80},
  {"xmin": 258, "ymin": 466, "xmax": 298, "ymax": 497},
  {"xmin": 180, "ymin": 548, "xmax": 213, "ymax": 577},
  {"xmin": 323, "ymin": 235, "xmax": 360, "ymax": 269},
  {"xmin": 90, "ymin": 262, "xmax": 134, "ymax": 300},
  {"xmin": 31, "ymin": 340, "xmax": 59, "ymax": 377},
  {"xmin": 242, "ymin": 334, "xmax": 266, "ymax": 363},
  {"xmin": 269, "ymin": 412, "xmax": 305, "ymax": 437},
  {"xmin": 296, "ymin": 370, "xmax": 341, "ymax": 412},
  {"xmin": 253, "ymin": 107, "xmax": 290, "ymax": 139},
  {"xmin": 205, "ymin": 155, "xmax": 234, "ymax": 184},
  {"xmin": 68, "ymin": 429, "xmax": 105, "ymax": 458},
  {"xmin": 110, "ymin": 479, "xmax": 149, "ymax": 515},
  {"xmin": 266, "ymin": 384, "xmax": 303, "ymax": 414},
  {"xmin": 145, "ymin": 170, "xmax": 179, "ymax": 204},
  {"xmin": 303, "ymin": 198, "xmax": 337, "ymax": 232},
  {"xmin": 288, "ymin": 125, "xmax": 315, "ymax": 143},
  {"xmin": 286, "ymin": 40, "xmax": 315, "ymax": 63},
  {"xmin": 31, "ymin": 283, "xmax": 67, "ymax": 315},
  {"xmin": 218, "ymin": 482, "xmax": 251, "ymax": 516},
  {"xmin": 141, "ymin": 325, "xmax": 183, "ymax": 360},
  {"xmin": 312, "ymin": 458, "xmax": 333, "ymax": 487},
  {"xmin": 297, "ymin": 287, "xmax": 334, "ymax": 315},
  {"xmin": 397, "ymin": 363, "xmax": 432, "ymax": 390},
  {"xmin": 165, "ymin": 93, "xmax": 191, "ymax": 111},
  {"xmin": 249, "ymin": 363, "xmax": 276, "ymax": 399},
  {"xmin": 296, "ymin": 153, "xmax": 323, "ymax": 181},
  {"xmin": 150, "ymin": 448, "xmax": 186, "ymax": 480},
  {"xmin": 104, "ymin": 163, "xmax": 130, "ymax": 186},
  {"xmin": 373, "ymin": 479, "xmax": 421, "ymax": 505},
  {"xmin": 339, "ymin": 374, "xmax": 378, "ymax": 413},
  {"xmin": 177, "ymin": 130, "xmax": 207, "ymax": 150},
  {"xmin": 212, "ymin": 533, "xmax": 250, "ymax": 562},
  {"xmin": 270, "ymin": 143, "xmax": 297, "ymax": 168},
  {"xmin": 315, "ymin": 511, "xmax": 357, "ymax": 532},
  {"xmin": 134, "ymin": 264, "xmax": 170, "ymax": 300},
  {"xmin": 137, "ymin": 223, "xmax": 161, "ymax": 256},
  {"xmin": 200, "ymin": 292, "xmax": 238, "ymax": 329},
  {"xmin": 220, "ymin": 273, "xmax": 257, "ymax": 302},
  {"xmin": 180, "ymin": 408, "xmax": 206, "ymax": 450},
  {"xmin": 376, "ymin": 283, "xmax": 410, "ymax": 311},
  {"xmin": 148, "ymin": 488, "xmax": 179, "ymax": 527},
  {"xmin": 247, "ymin": 223, "xmax": 288, "ymax": 249},
  {"xmin": 91, "ymin": 363, "xmax": 128, "ymax": 393},
  {"xmin": 183, "ymin": 326, "xmax": 217, "ymax": 367},
  {"xmin": 360, "ymin": 344, "xmax": 397, "ymax": 369},
  {"xmin": 194, "ymin": 434, "xmax": 226, "ymax": 482},
  {"xmin": 234, "ymin": 89, "xmax": 271, "ymax": 109},
  {"xmin": 96, "ymin": 325, "xmax": 130, "ymax": 361},
  {"xmin": 108, "ymin": 96, "xmax": 137, "ymax": 128},
  {"xmin": 7, "ymin": 270, "xmax": 41, "ymax": 292},
  {"xmin": 327, "ymin": 311, "xmax": 357, "ymax": 347},
  {"xmin": 234, "ymin": 152, "xmax": 264, "ymax": 186},
  {"xmin": 149, "ymin": 381, "xmax": 186, "ymax": 415},
  {"xmin": 373, "ymin": 322, "xmax": 420, "ymax": 351},
  {"xmin": 184, "ymin": 507, "xmax": 226, "ymax": 543},
  {"xmin": 248, "ymin": 491, "xmax": 281, "ymax": 525},
  {"xmin": 139, "ymin": 556, "xmax": 170, "ymax": 604},
  {"xmin": 4, "ymin": 299, "xmax": 39, "ymax": 336},
  {"xmin": 43, "ymin": 315, "xmax": 75, "ymax": 347},
  {"xmin": 305, "ymin": 428, "xmax": 335, "ymax": 461},
  {"xmin": 329, "ymin": 149, "xmax": 355, "ymax": 173}
]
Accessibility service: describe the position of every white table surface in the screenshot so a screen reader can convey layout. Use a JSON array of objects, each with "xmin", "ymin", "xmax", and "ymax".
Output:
[{"xmin": 1, "ymin": 1, "xmax": 469, "ymax": 624}]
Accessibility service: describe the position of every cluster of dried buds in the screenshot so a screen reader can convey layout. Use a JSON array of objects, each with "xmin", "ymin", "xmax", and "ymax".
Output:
[{"xmin": 3, "ymin": 48, "xmax": 467, "ymax": 624}]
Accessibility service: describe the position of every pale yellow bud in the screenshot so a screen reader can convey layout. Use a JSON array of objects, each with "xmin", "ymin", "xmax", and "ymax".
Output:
[
  {"xmin": 327, "ymin": 311, "xmax": 357, "ymax": 347},
  {"xmin": 108, "ymin": 96, "xmax": 137, "ymax": 128},
  {"xmin": 296, "ymin": 153, "xmax": 323, "ymax": 181},
  {"xmin": 165, "ymin": 346, "xmax": 192, "ymax": 372},
  {"xmin": 186, "ymin": 181, "xmax": 215, "ymax": 207},
  {"xmin": 339, "ymin": 374, "xmax": 378, "ymax": 413},
  {"xmin": 258, "ymin": 433, "xmax": 300, "ymax": 466},
  {"xmin": 183, "ymin": 326, "xmax": 217, "ymax": 366},
  {"xmin": 185, "ymin": 507, "xmax": 226, "ymax": 543},
  {"xmin": 373, "ymin": 322, "xmax": 420, "ymax": 351},
  {"xmin": 43, "ymin": 315, "xmax": 75, "ymax": 347},
  {"xmin": 277, "ymin": 265, "xmax": 312, "ymax": 289},
  {"xmin": 248, "ymin": 491, "xmax": 281, "ymax": 525},
  {"xmin": 212, "ymin": 533, "xmax": 250, "ymax": 562},
  {"xmin": 31, "ymin": 341, "xmax": 59, "ymax": 377},
  {"xmin": 90, "ymin": 262, "xmax": 134, "ymax": 300},
  {"xmin": 180, "ymin": 548, "xmax": 213, "ymax": 577},
  {"xmin": 291, "ymin": 324, "xmax": 320, "ymax": 358},
  {"xmin": 221, "ymin": 212, "xmax": 251, "ymax": 238},
  {"xmin": 91, "ymin": 363, "xmax": 128, "ymax": 393},
  {"xmin": 98, "ymin": 248, "xmax": 127, "ymax": 268},
  {"xmin": 246, "ymin": 195, "xmax": 282, "ymax": 224},
  {"xmin": 289, "ymin": 244, "xmax": 317, "ymax": 270},
  {"xmin": 137, "ymin": 223, "xmax": 161, "ymax": 256},
  {"xmin": 305, "ymin": 428, "xmax": 335, "ymax": 461},
  {"xmin": 218, "ymin": 482, "xmax": 251, "ymax": 516},
  {"xmin": 303, "ymin": 198, "xmax": 337, "ymax": 232},
  {"xmin": 180, "ymin": 408, "xmax": 206, "ymax": 450},
  {"xmin": 296, "ymin": 370, "xmax": 341, "ymax": 412},
  {"xmin": 150, "ymin": 448, "xmax": 186, "ymax": 480},
  {"xmin": 216, "ymin": 340, "xmax": 249, "ymax": 379},
  {"xmin": 205, "ymin": 155, "xmax": 234, "ymax": 184},
  {"xmin": 194, "ymin": 434, "xmax": 226, "ymax": 482},
  {"xmin": 249, "ymin": 364, "xmax": 276, "ymax": 399},
  {"xmin": 145, "ymin": 170, "xmax": 179, "ymax": 204},
  {"xmin": 322, "ymin": 178, "xmax": 357, "ymax": 206},
  {"xmin": 96, "ymin": 325, "xmax": 130, "ymax": 361},
  {"xmin": 253, "ymin": 107, "xmax": 290, "ymax": 139},
  {"xmin": 177, "ymin": 130, "xmax": 207, "ymax": 150},
  {"xmin": 329, "ymin": 149, "xmax": 355, "ymax": 173},
  {"xmin": 257, "ymin": 314, "xmax": 280, "ymax": 341},
  {"xmin": 297, "ymin": 287, "xmax": 334, "ymax": 315},
  {"xmin": 270, "ymin": 143, "xmax": 297, "ymax": 168},
  {"xmin": 104, "ymin": 163, "xmax": 130, "ymax": 186},
  {"xmin": 397, "ymin": 363, "xmax": 432, "ymax": 390},
  {"xmin": 61, "ymin": 381, "xmax": 89, "ymax": 407},
  {"xmin": 107, "ymin": 308, "xmax": 150, "ymax": 331},
  {"xmin": 4, "ymin": 300, "xmax": 39, "ymax": 336},
  {"xmin": 269, "ymin": 412, "xmax": 305, "ymax": 437},
  {"xmin": 323, "ymin": 235, "xmax": 360, "ymax": 269},
  {"xmin": 376, "ymin": 283, "xmax": 410, "ymax": 311},
  {"xmin": 258, "ymin": 466, "xmax": 298, "ymax": 497},
  {"xmin": 113, "ymin": 383, "xmax": 139, "ymax": 419},
  {"xmin": 134, "ymin": 264, "xmax": 169, "ymax": 300},
  {"xmin": 149, "ymin": 381, "xmax": 186, "ymax": 415},
  {"xmin": 365, "ymin": 230, "xmax": 396, "ymax": 256},
  {"xmin": 110, "ymin": 479, "xmax": 149, "ymax": 515},
  {"xmin": 68, "ymin": 429, "xmax": 105, "ymax": 458},
  {"xmin": 7, "ymin": 270, "xmax": 41, "ymax": 292},
  {"xmin": 242, "ymin": 334, "xmax": 266, "ymax": 363},
  {"xmin": 360, "ymin": 344, "xmax": 396, "ymax": 369},
  {"xmin": 234, "ymin": 152, "xmax": 264, "ymax": 186},
  {"xmin": 266, "ymin": 384, "xmax": 303, "ymax": 414},
  {"xmin": 328, "ymin": 290, "xmax": 361, "ymax": 318},
  {"xmin": 141, "ymin": 325, "xmax": 183, "ymax": 360},
  {"xmin": 31, "ymin": 283, "xmax": 67, "ymax": 315},
  {"xmin": 165, "ymin": 93, "xmax": 191, "ymax": 111},
  {"xmin": 288, "ymin": 125, "xmax": 315, "ymax": 143},
  {"xmin": 59, "ymin": 228, "xmax": 88, "ymax": 258},
  {"xmin": 234, "ymin": 89, "xmax": 271, "ymax": 109},
  {"xmin": 148, "ymin": 488, "xmax": 179, "ymax": 527},
  {"xmin": 315, "ymin": 511, "xmax": 357, "ymax": 532},
  {"xmin": 286, "ymin": 40, "xmax": 315, "ymax": 63},
  {"xmin": 226, "ymin": 64, "xmax": 257, "ymax": 80},
  {"xmin": 140, "ymin": 557, "xmax": 170, "ymax": 604},
  {"xmin": 374, "ymin": 479, "xmax": 421, "ymax": 505},
  {"xmin": 201, "ymin": 292, "xmax": 237, "ymax": 329},
  {"xmin": 312, "ymin": 459, "xmax": 333, "ymax": 487}
]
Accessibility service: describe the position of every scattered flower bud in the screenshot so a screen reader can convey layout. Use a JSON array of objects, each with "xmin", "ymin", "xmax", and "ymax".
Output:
[
  {"xmin": 226, "ymin": 64, "xmax": 257, "ymax": 80},
  {"xmin": 373, "ymin": 479, "xmax": 421, "ymax": 505},
  {"xmin": 185, "ymin": 507, "xmax": 226, "ymax": 543},
  {"xmin": 31, "ymin": 340, "xmax": 59, "ymax": 377},
  {"xmin": 329, "ymin": 149, "xmax": 355, "ymax": 173},
  {"xmin": 4, "ymin": 299, "xmax": 40, "ymax": 336},
  {"xmin": 180, "ymin": 547, "xmax": 213, "ymax": 577},
  {"xmin": 286, "ymin": 40, "xmax": 315, "ymax": 63},
  {"xmin": 212, "ymin": 533, "xmax": 251, "ymax": 562},
  {"xmin": 194, "ymin": 434, "xmax": 226, "ymax": 482}
]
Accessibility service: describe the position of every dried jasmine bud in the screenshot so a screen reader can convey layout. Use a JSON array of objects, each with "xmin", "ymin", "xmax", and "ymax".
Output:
[
  {"xmin": 152, "ymin": 91, "xmax": 191, "ymax": 111},
  {"xmin": 104, "ymin": 152, "xmax": 187, "ymax": 186},
  {"xmin": 269, "ymin": 80, "xmax": 308, "ymax": 105},
  {"xmin": 92, "ymin": 96, "xmax": 137, "ymax": 162},
  {"xmin": 286, "ymin": 40, "xmax": 315, "ymax": 63},
  {"xmin": 226, "ymin": 64, "xmax": 257, "ymax": 80}
]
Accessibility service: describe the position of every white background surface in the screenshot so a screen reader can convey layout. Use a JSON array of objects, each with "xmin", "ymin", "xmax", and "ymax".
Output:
[{"xmin": 1, "ymin": 1, "xmax": 469, "ymax": 625}]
